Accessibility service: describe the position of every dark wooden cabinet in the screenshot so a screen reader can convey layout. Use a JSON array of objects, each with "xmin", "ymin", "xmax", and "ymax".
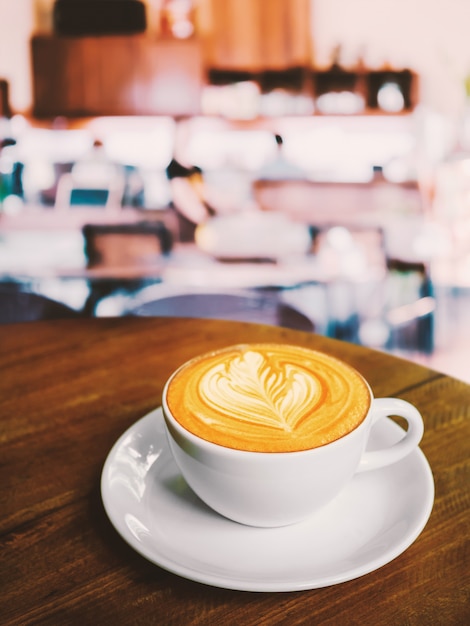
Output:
[{"xmin": 31, "ymin": 35, "xmax": 205, "ymax": 117}]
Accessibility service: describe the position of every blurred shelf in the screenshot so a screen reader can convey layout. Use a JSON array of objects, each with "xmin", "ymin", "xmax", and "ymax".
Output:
[{"xmin": 30, "ymin": 32, "xmax": 418, "ymax": 120}]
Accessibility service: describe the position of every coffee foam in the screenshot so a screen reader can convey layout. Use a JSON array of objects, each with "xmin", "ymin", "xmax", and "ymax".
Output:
[{"xmin": 166, "ymin": 343, "xmax": 371, "ymax": 452}]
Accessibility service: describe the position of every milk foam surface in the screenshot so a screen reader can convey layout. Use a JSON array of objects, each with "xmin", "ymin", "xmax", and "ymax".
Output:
[{"xmin": 166, "ymin": 343, "xmax": 371, "ymax": 452}]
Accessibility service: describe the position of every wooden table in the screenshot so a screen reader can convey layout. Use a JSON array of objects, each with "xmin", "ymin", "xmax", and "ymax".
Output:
[{"xmin": 1, "ymin": 318, "xmax": 468, "ymax": 625}]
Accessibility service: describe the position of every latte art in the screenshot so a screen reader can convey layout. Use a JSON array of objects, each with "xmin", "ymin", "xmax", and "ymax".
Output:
[
  {"xmin": 166, "ymin": 344, "xmax": 371, "ymax": 452},
  {"xmin": 200, "ymin": 350, "xmax": 321, "ymax": 433}
]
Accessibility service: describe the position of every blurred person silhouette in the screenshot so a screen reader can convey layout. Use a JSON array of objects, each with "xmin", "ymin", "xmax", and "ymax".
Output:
[{"xmin": 165, "ymin": 117, "xmax": 216, "ymax": 241}]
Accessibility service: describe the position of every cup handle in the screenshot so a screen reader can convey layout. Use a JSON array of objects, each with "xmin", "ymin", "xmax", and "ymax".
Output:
[{"xmin": 357, "ymin": 398, "xmax": 424, "ymax": 472}]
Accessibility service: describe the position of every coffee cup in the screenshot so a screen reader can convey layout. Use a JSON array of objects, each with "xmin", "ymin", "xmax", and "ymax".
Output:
[{"xmin": 162, "ymin": 343, "xmax": 424, "ymax": 527}]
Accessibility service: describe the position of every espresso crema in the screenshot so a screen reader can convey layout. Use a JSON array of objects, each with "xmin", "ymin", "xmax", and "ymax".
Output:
[{"xmin": 166, "ymin": 343, "xmax": 371, "ymax": 452}]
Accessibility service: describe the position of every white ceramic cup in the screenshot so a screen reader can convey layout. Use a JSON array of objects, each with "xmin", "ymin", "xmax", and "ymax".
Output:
[{"xmin": 162, "ymin": 377, "xmax": 424, "ymax": 528}]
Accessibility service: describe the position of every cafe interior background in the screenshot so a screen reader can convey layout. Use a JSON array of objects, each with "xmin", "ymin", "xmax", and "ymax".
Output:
[{"xmin": 1, "ymin": 0, "xmax": 470, "ymax": 383}]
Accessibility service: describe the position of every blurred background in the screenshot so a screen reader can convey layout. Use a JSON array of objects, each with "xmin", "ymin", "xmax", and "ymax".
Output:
[{"xmin": 1, "ymin": 0, "xmax": 469, "ymax": 382}]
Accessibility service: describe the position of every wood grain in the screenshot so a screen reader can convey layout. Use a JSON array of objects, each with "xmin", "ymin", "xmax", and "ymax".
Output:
[{"xmin": 1, "ymin": 318, "xmax": 468, "ymax": 625}]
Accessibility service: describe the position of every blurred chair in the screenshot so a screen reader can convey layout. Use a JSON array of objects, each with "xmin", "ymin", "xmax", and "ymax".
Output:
[
  {"xmin": 0, "ymin": 288, "xmax": 81, "ymax": 324},
  {"xmin": 83, "ymin": 220, "xmax": 173, "ymax": 268},
  {"xmin": 127, "ymin": 288, "xmax": 315, "ymax": 332},
  {"xmin": 82, "ymin": 220, "xmax": 173, "ymax": 315}
]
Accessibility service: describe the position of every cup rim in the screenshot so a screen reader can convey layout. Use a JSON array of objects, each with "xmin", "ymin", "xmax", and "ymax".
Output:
[{"xmin": 162, "ymin": 369, "xmax": 374, "ymax": 459}]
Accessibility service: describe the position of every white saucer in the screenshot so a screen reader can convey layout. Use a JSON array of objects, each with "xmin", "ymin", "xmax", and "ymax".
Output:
[{"xmin": 101, "ymin": 408, "xmax": 434, "ymax": 592}]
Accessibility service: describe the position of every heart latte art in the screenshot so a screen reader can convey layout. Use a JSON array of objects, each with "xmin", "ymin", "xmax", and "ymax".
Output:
[{"xmin": 166, "ymin": 344, "xmax": 371, "ymax": 452}]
